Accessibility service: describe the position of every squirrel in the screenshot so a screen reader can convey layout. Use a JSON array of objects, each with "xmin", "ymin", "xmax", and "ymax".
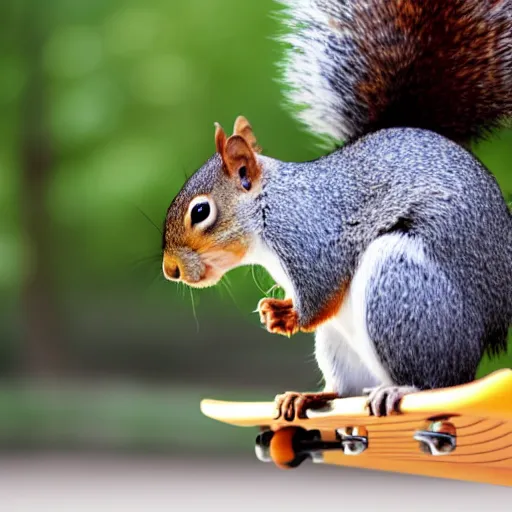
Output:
[{"xmin": 162, "ymin": 0, "xmax": 512, "ymax": 419}]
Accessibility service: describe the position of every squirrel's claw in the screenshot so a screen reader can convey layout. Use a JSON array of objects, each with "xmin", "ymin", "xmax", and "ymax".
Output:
[
  {"xmin": 257, "ymin": 298, "xmax": 300, "ymax": 337},
  {"xmin": 364, "ymin": 385, "xmax": 418, "ymax": 417},
  {"xmin": 274, "ymin": 391, "xmax": 340, "ymax": 421}
]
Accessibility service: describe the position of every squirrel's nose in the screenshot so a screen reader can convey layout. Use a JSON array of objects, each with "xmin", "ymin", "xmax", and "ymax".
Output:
[
  {"xmin": 169, "ymin": 265, "xmax": 181, "ymax": 280},
  {"xmin": 162, "ymin": 255, "xmax": 182, "ymax": 281}
]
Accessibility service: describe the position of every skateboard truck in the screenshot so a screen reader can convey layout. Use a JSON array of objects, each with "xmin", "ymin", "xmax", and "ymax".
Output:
[
  {"xmin": 337, "ymin": 426, "xmax": 368, "ymax": 455},
  {"xmin": 255, "ymin": 426, "xmax": 368, "ymax": 469},
  {"xmin": 414, "ymin": 420, "xmax": 456, "ymax": 456}
]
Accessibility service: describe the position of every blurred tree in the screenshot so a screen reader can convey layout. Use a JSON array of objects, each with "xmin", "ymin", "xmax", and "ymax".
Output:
[{"xmin": 19, "ymin": 2, "xmax": 67, "ymax": 375}]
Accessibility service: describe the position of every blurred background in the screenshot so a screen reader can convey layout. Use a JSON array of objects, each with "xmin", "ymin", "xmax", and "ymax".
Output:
[{"xmin": 0, "ymin": 0, "xmax": 511, "ymax": 505}]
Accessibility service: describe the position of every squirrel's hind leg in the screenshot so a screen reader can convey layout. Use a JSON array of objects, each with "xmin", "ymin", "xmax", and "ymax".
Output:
[
  {"xmin": 363, "ymin": 384, "xmax": 419, "ymax": 417},
  {"xmin": 363, "ymin": 233, "xmax": 482, "ymax": 391}
]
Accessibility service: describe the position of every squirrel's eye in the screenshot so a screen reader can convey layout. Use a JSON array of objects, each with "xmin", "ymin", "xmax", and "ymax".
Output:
[
  {"xmin": 187, "ymin": 195, "xmax": 217, "ymax": 230},
  {"xmin": 191, "ymin": 202, "xmax": 211, "ymax": 226}
]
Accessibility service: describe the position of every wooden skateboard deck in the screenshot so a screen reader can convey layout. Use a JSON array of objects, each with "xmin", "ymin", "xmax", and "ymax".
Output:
[{"xmin": 201, "ymin": 369, "xmax": 512, "ymax": 486}]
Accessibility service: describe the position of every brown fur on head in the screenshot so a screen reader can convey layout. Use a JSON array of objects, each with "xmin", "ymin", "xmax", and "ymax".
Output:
[{"xmin": 162, "ymin": 116, "xmax": 262, "ymax": 288}]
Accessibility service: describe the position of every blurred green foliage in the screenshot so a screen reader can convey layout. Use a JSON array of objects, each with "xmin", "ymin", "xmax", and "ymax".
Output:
[
  {"xmin": 0, "ymin": 0, "xmax": 510, "ymax": 450},
  {"xmin": 1, "ymin": 0, "xmax": 316, "ymax": 376}
]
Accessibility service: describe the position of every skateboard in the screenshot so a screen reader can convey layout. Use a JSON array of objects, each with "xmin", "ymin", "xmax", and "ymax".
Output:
[{"xmin": 201, "ymin": 369, "xmax": 512, "ymax": 486}]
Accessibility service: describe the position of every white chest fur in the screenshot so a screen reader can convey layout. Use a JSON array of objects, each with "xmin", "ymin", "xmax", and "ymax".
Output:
[
  {"xmin": 329, "ymin": 279, "xmax": 393, "ymax": 386},
  {"xmin": 328, "ymin": 233, "xmax": 428, "ymax": 386},
  {"xmin": 242, "ymin": 237, "xmax": 296, "ymax": 301}
]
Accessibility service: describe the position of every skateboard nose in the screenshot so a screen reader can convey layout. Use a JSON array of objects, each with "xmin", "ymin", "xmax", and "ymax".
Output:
[{"xmin": 162, "ymin": 254, "xmax": 182, "ymax": 281}]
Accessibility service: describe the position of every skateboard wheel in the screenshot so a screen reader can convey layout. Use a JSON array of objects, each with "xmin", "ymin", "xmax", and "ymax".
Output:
[
  {"xmin": 269, "ymin": 427, "xmax": 309, "ymax": 469},
  {"xmin": 255, "ymin": 430, "xmax": 274, "ymax": 463},
  {"xmin": 414, "ymin": 421, "xmax": 456, "ymax": 456}
]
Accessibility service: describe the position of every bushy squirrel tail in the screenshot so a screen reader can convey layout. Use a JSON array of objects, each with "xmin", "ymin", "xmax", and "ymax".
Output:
[{"xmin": 277, "ymin": 0, "xmax": 512, "ymax": 145}]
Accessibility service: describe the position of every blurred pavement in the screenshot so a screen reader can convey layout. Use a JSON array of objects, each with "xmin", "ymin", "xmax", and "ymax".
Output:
[{"xmin": 0, "ymin": 455, "xmax": 510, "ymax": 512}]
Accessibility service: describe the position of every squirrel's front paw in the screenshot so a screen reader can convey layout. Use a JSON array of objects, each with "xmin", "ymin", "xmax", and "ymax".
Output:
[
  {"xmin": 274, "ymin": 391, "xmax": 340, "ymax": 421},
  {"xmin": 257, "ymin": 298, "xmax": 299, "ymax": 337}
]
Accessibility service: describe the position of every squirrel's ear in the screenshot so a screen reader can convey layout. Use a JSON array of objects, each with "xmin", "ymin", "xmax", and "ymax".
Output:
[
  {"xmin": 223, "ymin": 134, "xmax": 261, "ymax": 188},
  {"xmin": 214, "ymin": 122, "xmax": 227, "ymax": 157},
  {"xmin": 233, "ymin": 116, "xmax": 261, "ymax": 153}
]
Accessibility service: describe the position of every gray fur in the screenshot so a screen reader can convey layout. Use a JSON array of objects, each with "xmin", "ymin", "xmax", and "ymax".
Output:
[
  {"xmin": 277, "ymin": 0, "xmax": 365, "ymax": 142},
  {"xmin": 251, "ymin": 128, "xmax": 511, "ymax": 389}
]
